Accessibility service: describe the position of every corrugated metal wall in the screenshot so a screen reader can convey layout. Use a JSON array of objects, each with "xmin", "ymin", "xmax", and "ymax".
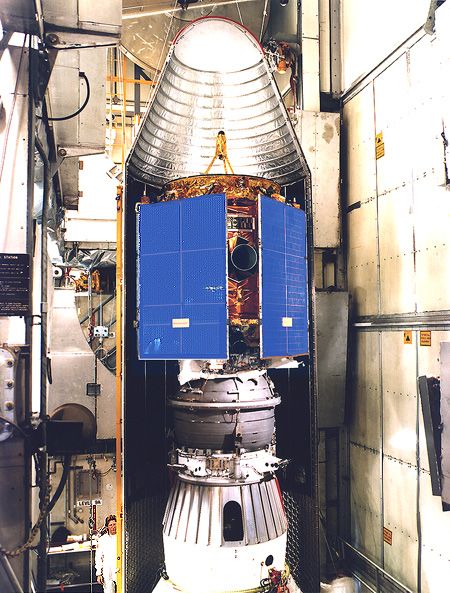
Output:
[{"xmin": 343, "ymin": 8, "xmax": 450, "ymax": 592}]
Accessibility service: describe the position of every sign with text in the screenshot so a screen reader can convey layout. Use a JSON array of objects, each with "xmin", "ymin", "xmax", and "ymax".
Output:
[
  {"xmin": 383, "ymin": 526, "xmax": 393, "ymax": 545},
  {"xmin": 420, "ymin": 331, "xmax": 431, "ymax": 347},
  {"xmin": 0, "ymin": 253, "xmax": 30, "ymax": 316},
  {"xmin": 77, "ymin": 499, "xmax": 103, "ymax": 507}
]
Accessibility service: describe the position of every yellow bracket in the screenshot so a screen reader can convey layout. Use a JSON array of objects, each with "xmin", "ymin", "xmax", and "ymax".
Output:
[{"xmin": 205, "ymin": 131, "xmax": 234, "ymax": 175}]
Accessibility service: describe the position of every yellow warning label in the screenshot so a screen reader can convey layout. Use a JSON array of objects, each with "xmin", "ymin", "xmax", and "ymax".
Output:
[
  {"xmin": 420, "ymin": 330, "xmax": 431, "ymax": 347},
  {"xmin": 282, "ymin": 317, "xmax": 293, "ymax": 327},
  {"xmin": 172, "ymin": 318, "xmax": 190, "ymax": 328},
  {"xmin": 403, "ymin": 330, "xmax": 412, "ymax": 345},
  {"xmin": 383, "ymin": 527, "xmax": 393, "ymax": 545},
  {"xmin": 375, "ymin": 132, "xmax": 385, "ymax": 159}
]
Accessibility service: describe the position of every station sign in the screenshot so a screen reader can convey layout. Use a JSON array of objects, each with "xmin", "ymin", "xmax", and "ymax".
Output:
[{"xmin": 0, "ymin": 253, "xmax": 30, "ymax": 316}]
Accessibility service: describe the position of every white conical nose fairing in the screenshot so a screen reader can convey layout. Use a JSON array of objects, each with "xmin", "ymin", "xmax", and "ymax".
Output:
[{"xmin": 128, "ymin": 17, "xmax": 309, "ymax": 187}]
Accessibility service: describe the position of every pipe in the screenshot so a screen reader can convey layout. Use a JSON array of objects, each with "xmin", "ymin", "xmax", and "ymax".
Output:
[
  {"xmin": 23, "ymin": 35, "xmax": 35, "ymax": 588},
  {"xmin": 0, "ymin": 554, "xmax": 24, "ymax": 593},
  {"xmin": 35, "ymin": 135, "xmax": 51, "ymax": 593}
]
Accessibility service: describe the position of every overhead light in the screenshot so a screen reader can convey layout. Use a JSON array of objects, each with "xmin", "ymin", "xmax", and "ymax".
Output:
[{"xmin": 280, "ymin": 0, "xmax": 289, "ymax": 6}]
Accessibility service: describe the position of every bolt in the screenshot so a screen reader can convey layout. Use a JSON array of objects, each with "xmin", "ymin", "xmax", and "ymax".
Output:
[
  {"xmin": 5, "ymin": 401, "xmax": 14, "ymax": 411},
  {"xmin": 58, "ymin": 148, "xmax": 67, "ymax": 157},
  {"xmin": 6, "ymin": 380, "xmax": 14, "ymax": 388},
  {"xmin": 6, "ymin": 359, "xmax": 13, "ymax": 367}
]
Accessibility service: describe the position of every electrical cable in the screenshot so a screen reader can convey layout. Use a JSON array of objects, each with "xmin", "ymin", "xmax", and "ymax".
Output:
[
  {"xmin": 55, "ymin": 43, "xmax": 118, "ymax": 51},
  {"xmin": 45, "ymin": 72, "xmax": 90, "ymax": 121},
  {"xmin": 235, "ymin": 0, "xmax": 244, "ymax": 25},
  {"xmin": 46, "ymin": 454, "xmax": 72, "ymax": 514},
  {"xmin": 259, "ymin": 0, "xmax": 270, "ymax": 41}
]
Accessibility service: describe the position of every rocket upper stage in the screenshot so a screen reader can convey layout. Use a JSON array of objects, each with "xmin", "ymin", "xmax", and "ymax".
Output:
[{"xmin": 128, "ymin": 17, "xmax": 309, "ymax": 187}]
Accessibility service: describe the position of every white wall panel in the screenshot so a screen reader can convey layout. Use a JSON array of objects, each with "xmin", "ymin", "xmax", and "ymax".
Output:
[
  {"xmin": 318, "ymin": 0, "xmax": 331, "ymax": 93},
  {"xmin": 409, "ymin": 105, "xmax": 445, "ymax": 186},
  {"xmin": 344, "ymin": 85, "xmax": 376, "ymax": 206},
  {"xmin": 350, "ymin": 445, "xmax": 382, "ymax": 564},
  {"xmin": 378, "ymin": 188, "xmax": 415, "ymax": 314},
  {"xmin": 295, "ymin": 111, "xmax": 341, "ymax": 248},
  {"xmin": 413, "ymin": 183, "xmax": 450, "ymax": 312},
  {"xmin": 382, "ymin": 332, "xmax": 417, "ymax": 465},
  {"xmin": 345, "ymin": 20, "xmax": 450, "ymax": 591},
  {"xmin": 383, "ymin": 459, "xmax": 418, "ymax": 591},
  {"xmin": 341, "ymin": 0, "xmax": 430, "ymax": 90},
  {"xmin": 350, "ymin": 332, "xmax": 380, "ymax": 449},
  {"xmin": 373, "ymin": 55, "xmax": 410, "ymax": 128},
  {"xmin": 65, "ymin": 154, "xmax": 118, "ymax": 243},
  {"xmin": 347, "ymin": 201, "xmax": 378, "ymax": 316},
  {"xmin": 302, "ymin": 0, "xmax": 320, "ymax": 111},
  {"xmin": 409, "ymin": 40, "xmax": 446, "ymax": 185},
  {"xmin": 302, "ymin": 37, "xmax": 321, "ymax": 112},
  {"xmin": 374, "ymin": 56, "xmax": 413, "ymax": 196},
  {"xmin": 419, "ymin": 472, "xmax": 450, "ymax": 593}
]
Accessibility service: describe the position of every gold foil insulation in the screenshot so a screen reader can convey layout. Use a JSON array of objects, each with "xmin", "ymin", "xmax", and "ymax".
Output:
[{"xmin": 164, "ymin": 175, "xmax": 281, "ymax": 201}]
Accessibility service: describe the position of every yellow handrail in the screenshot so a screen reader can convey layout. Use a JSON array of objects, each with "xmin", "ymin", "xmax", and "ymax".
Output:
[{"xmin": 115, "ymin": 184, "xmax": 123, "ymax": 593}]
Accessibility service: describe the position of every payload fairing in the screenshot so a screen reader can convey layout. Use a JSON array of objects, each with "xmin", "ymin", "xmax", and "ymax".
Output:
[{"xmin": 127, "ymin": 17, "xmax": 311, "ymax": 593}]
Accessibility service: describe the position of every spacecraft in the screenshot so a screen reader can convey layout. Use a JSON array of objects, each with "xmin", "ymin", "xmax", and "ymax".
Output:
[{"xmin": 128, "ymin": 17, "xmax": 311, "ymax": 593}]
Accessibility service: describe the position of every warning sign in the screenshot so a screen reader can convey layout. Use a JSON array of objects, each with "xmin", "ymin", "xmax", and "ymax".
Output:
[
  {"xmin": 420, "ymin": 330, "xmax": 431, "ymax": 347},
  {"xmin": 375, "ymin": 132, "xmax": 385, "ymax": 159},
  {"xmin": 383, "ymin": 527, "xmax": 393, "ymax": 545},
  {"xmin": 403, "ymin": 330, "xmax": 412, "ymax": 345}
]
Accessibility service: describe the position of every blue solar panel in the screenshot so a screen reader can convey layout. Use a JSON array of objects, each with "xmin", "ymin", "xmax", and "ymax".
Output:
[
  {"xmin": 260, "ymin": 196, "xmax": 308, "ymax": 358},
  {"xmin": 138, "ymin": 195, "xmax": 228, "ymax": 360}
]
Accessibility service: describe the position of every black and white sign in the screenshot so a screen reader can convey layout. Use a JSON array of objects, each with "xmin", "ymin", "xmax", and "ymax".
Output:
[
  {"xmin": 0, "ymin": 253, "xmax": 30, "ymax": 316},
  {"xmin": 77, "ymin": 499, "xmax": 103, "ymax": 507}
]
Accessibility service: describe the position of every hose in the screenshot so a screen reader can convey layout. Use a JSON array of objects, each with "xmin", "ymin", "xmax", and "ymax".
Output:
[
  {"xmin": 45, "ymin": 72, "xmax": 90, "ymax": 122},
  {"xmin": 47, "ymin": 454, "xmax": 72, "ymax": 514}
]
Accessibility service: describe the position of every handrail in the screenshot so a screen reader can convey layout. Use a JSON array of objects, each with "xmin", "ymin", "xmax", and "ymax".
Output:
[{"xmin": 340, "ymin": 539, "xmax": 413, "ymax": 593}]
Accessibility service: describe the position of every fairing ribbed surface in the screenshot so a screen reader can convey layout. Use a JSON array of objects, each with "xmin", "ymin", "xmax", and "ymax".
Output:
[
  {"xmin": 163, "ymin": 478, "xmax": 287, "ymax": 546},
  {"xmin": 128, "ymin": 18, "xmax": 309, "ymax": 187}
]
